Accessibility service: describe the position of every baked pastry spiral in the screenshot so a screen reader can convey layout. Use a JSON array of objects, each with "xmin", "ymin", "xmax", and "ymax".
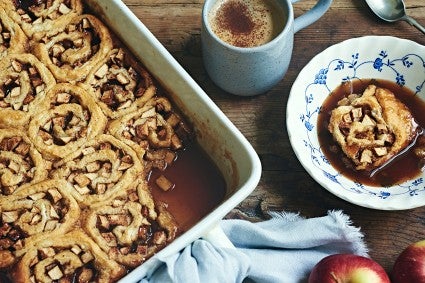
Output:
[
  {"xmin": 108, "ymin": 96, "xmax": 193, "ymax": 170},
  {"xmin": 1, "ymin": 0, "xmax": 83, "ymax": 40},
  {"xmin": 0, "ymin": 129, "xmax": 48, "ymax": 196},
  {"xmin": 28, "ymin": 83, "xmax": 107, "ymax": 160},
  {"xmin": 0, "ymin": 1, "xmax": 196, "ymax": 281},
  {"xmin": 82, "ymin": 48, "xmax": 157, "ymax": 119},
  {"xmin": 83, "ymin": 181, "xmax": 178, "ymax": 267},
  {"xmin": 12, "ymin": 230, "xmax": 126, "ymax": 283},
  {"xmin": 0, "ymin": 179, "xmax": 80, "ymax": 269},
  {"xmin": 32, "ymin": 14, "xmax": 113, "ymax": 83},
  {"xmin": 0, "ymin": 53, "xmax": 56, "ymax": 128},
  {"xmin": 49, "ymin": 134, "xmax": 143, "ymax": 205},
  {"xmin": 329, "ymin": 84, "xmax": 418, "ymax": 170},
  {"xmin": 0, "ymin": 8, "xmax": 27, "ymax": 59}
]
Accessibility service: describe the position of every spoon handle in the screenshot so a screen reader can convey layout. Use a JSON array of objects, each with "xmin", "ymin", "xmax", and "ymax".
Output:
[{"xmin": 404, "ymin": 16, "xmax": 425, "ymax": 35}]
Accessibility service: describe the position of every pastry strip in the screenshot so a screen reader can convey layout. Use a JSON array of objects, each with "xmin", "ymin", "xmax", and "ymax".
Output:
[
  {"xmin": 82, "ymin": 48, "xmax": 156, "ymax": 119},
  {"xmin": 12, "ymin": 230, "xmax": 126, "ymax": 283},
  {"xmin": 328, "ymin": 84, "xmax": 418, "ymax": 170},
  {"xmin": 49, "ymin": 134, "xmax": 143, "ymax": 206},
  {"xmin": 28, "ymin": 83, "xmax": 107, "ymax": 160},
  {"xmin": 33, "ymin": 14, "xmax": 113, "ymax": 82},
  {"xmin": 1, "ymin": 0, "xmax": 83, "ymax": 40},
  {"xmin": 0, "ymin": 53, "xmax": 56, "ymax": 128},
  {"xmin": 0, "ymin": 179, "xmax": 79, "ymax": 269},
  {"xmin": 0, "ymin": 129, "xmax": 48, "ymax": 195},
  {"xmin": 0, "ymin": 7, "xmax": 27, "ymax": 59},
  {"xmin": 108, "ymin": 96, "xmax": 193, "ymax": 168},
  {"xmin": 83, "ymin": 181, "xmax": 178, "ymax": 268}
]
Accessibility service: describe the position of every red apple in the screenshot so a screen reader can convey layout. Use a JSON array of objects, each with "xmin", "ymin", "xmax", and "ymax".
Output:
[
  {"xmin": 392, "ymin": 239, "xmax": 425, "ymax": 283},
  {"xmin": 308, "ymin": 254, "xmax": 390, "ymax": 283}
]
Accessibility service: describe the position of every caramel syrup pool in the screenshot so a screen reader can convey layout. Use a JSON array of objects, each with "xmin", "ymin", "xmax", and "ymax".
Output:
[{"xmin": 317, "ymin": 79, "xmax": 425, "ymax": 187}]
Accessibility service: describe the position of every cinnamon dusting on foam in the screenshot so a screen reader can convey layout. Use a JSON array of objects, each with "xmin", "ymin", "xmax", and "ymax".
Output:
[{"xmin": 209, "ymin": 0, "xmax": 285, "ymax": 47}]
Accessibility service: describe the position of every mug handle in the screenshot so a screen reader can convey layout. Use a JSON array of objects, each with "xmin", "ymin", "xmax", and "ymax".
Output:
[{"xmin": 292, "ymin": 0, "xmax": 333, "ymax": 33}]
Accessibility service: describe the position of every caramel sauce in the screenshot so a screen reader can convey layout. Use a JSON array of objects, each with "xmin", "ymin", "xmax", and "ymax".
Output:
[
  {"xmin": 317, "ymin": 79, "xmax": 425, "ymax": 187},
  {"xmin": 90, "ymin": 9, "xmax": 228, "ymax": 235},
  {"xmin": 148, "ymin": 142, "xmax": 227, "ymax": 232}
]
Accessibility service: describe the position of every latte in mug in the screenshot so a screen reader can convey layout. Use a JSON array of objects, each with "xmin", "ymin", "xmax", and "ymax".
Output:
[{"xmin": 208, "ymin": 0, "xmax": 286, "ymax": 48}]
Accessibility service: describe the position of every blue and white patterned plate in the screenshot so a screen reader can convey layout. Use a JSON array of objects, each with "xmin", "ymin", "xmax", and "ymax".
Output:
[{"xmin": 287, "ymin": 36, "xmax": 425, "ymax": 210}]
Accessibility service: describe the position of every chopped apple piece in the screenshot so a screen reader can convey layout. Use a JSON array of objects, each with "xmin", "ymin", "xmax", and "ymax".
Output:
[{"xmin": 156, "ymin": 175, "xmax": 174, "ymax": 191}]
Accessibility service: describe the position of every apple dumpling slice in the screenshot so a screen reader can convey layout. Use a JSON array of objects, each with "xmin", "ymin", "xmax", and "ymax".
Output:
[
  {"xmin": 0, "ymin": 129, "xmax": 49, "ymax": 195},
  {"xmin": 12, "ymin": 230, "xmax": 126, "ymax": 283},
  {"xmin": 28, "ymin": 83, "xmax": 107, "ymax": 160},
  {"xmin": 108, "ymin": 96, "xmax": 193, "ymax": 169},
  {"xmin": 83, "ymin": 181, "xmax": 178, "ymax": 268},
  {"xmin": 1, "ymin": 0, "xmax": 83, "ymax": 40},
  {"xmin": 82, "ymin": 48, "xmax": 157, "ymax": 119},
  {"xmin": 0, "ymin": 8, "xmax": 27, "ymax": 59},
  {"xmin": 33, "ymin": 14, "xmax": 113, "ymax": 82},
  {"xmin": 49, "ymin": 134, "xmax": 143, "ymax": 206},
  {"xmin": 0, "ymin": 53, "xmax": 56, "ymax": 127},
  {"xmin": 328, "ymin": 84, "xmax": 418, "ymax": 171},
  {"xmin": 0, "ymin": 179, "xmax": 80, "ymax": 269}
]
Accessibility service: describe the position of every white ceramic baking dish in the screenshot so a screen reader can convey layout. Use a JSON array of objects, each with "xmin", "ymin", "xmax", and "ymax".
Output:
[{"xmin": 85, "ymin": 0, "xmax": 262, "ymax": 281}]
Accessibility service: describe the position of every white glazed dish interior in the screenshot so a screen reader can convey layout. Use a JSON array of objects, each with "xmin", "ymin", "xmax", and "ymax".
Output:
[
  {"xmin": 287, "ymin": 36, "xmax": 425, "ymax": 211},
  {"xmin": 85, "ymin": 0, "xmax": 262, "ymax": 281}
]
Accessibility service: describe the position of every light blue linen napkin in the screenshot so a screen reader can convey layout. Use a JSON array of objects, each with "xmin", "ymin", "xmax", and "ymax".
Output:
[{"xmin": 139, "ymin": 210, "xmax": 368, "ymax": 283}]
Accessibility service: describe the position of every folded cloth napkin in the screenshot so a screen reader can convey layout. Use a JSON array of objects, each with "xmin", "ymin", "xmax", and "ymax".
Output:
[{"xmin": 139, "ymin": 210, "xmax": 368, "ymax": 283}]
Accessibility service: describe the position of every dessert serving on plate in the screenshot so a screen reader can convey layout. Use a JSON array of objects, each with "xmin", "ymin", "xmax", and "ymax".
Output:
[
  {"xmin": 328, "ymin": 84, "xmax": 419, "ymax": 171},
  {"xmin": 287, "ymin": 36, "xmax": 425, "ymax": 210},
  {"xmin": 319, "ymin": 79, "xmax": 425, "ymax": 187},
  {"xmin": 0, "ymin": 0, "xmax": 216, "ymax": 282}
]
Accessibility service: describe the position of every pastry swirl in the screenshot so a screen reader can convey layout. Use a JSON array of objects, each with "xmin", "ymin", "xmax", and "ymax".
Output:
[
  {"xmin": 108, "ymin": 96, "xmax": 193, "ymax": 169},
  {"xmin": 0, "ymin": 53, "xmax": 56, "ymax": 128},
  {"xmin": 1, "ymin": 0, "xmax": 83, "ymax": 40},
  {"xmin": 28, "ymin": 83, "xmax": 107, "ymax": 160},
  {"xmin": 0, "ymin": 179, "xmax": 79, "ymax": 269},
  {"xmin": 329, "ymin": 85, "xmax": 418, "ymax": 170},
  {"xmin": 84, "ymin": 181, "xmax": 178, "ymax": 267},
  {"xmin": 0, "ymin": 1, "xmax": 192, "ymax": 281},
  {"xmin": 33, "ymin": 14, "xmax": 113, "ymax": 82},
  {"xmin": 12, "ymin": 230, "xmax": 126, "ymax": 283},
  {"xmin": 0, "ymin": 8, "xmax": 27, "ymax": 59},
  {"xmin": 82, "ymin": 48, "xmax": 156, "ymax": 119},
  {"xmin": 0, "ymin": 129, "xmax": 48, "ymax": 196},
  {"xmin": 49, "ymin": 134, "xmax": 143, "ymax": 205}
]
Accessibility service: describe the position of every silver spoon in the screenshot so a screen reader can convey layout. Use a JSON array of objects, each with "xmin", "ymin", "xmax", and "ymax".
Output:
[{"xmin": 365, "ymin": 0, "xmax": 425, "ymax": 35}]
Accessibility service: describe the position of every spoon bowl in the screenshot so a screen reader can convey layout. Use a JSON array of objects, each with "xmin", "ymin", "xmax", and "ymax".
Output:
[{"xmin": 365, "ymin": 0, "xmax": 425, "ymax": 34}]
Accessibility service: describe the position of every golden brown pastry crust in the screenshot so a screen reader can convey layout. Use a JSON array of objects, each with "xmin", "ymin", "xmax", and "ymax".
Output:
[
  {"xmin": 0, "ymin": 128, "xmax": 49, "ymax": 195},
  {"xmin": 12, "ymin": 229, "xmax": 126, "ymax": 283},
  {"xmin": 328, "ymin": 84, "xmax": 418, "ymax": 170},
  {"xmin": 81, "ymin": 48, "xmax": 157, "ymax": 119},
  {"xmin": 49, "ymin": 134, "xmax": 143, "ymax": 205},
  {"xmin": 0, "ymin": 180, "xmax": 80, "ymax": 267},
  {"xmin": 0, "ymin": 53, "xmax": 56, "ymax": 128},
  {"xmin": 83, "ymin": 181, "xmax": 178, "ymax": 268},
  {"xmin": 0, "ymin": 7, "xmax": 28, "ymax": 58},
  {"xmin": 0, "ymin": 2, "xmax": 190, "ymax": 281},
  {"xmin": 1, "ymin": 0, "xmax": 83, "ymax": 40},
  {"xmin": 108, "ymin": 96, "xmax": 192, "ymax": 167},
  {"xmin": 32, "ymin": 14, "xmax": 113, "ymax": 83},
  {"xmin": 28, "ymin": 83, "xmax": 107, "ymax": 160}
]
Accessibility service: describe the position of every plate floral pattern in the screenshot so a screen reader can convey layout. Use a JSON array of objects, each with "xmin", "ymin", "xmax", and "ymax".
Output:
[{"xmin": 287, "ymin": 36, "xmax": 425, "ymax": 210}]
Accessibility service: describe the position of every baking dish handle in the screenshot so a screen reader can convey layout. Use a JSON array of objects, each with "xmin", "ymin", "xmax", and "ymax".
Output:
[{"xmin": 202, "ymin": 224, "xmax": 235, "ymax": 249}]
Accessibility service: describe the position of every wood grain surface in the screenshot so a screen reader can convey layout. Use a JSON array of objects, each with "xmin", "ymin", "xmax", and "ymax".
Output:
[{"xmin": 123, "ymin": 0, "xmax": 425, "ymax": 275}]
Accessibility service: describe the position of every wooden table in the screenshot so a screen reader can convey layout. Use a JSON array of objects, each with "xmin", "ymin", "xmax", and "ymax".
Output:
[{"xmin": 123, "ymin": 0, "xmax": 425, "ymax": 275}]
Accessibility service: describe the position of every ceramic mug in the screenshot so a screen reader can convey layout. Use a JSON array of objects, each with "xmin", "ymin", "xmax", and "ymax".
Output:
[{"xmin": 202, "ymin": 0, "xmax": 333, "ymax": 96}]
